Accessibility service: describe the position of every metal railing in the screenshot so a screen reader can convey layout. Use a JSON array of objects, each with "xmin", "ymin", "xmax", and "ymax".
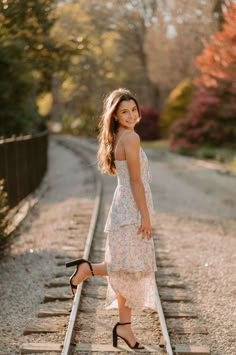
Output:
[{"xmin": 0, "ymin": 131, "xmax": 48, "ymax": 208}]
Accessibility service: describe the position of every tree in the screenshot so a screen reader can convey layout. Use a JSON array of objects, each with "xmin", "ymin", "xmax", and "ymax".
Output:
[
  {"xmin": 213, "ymin": 0, "xmax": 230, "ymax": 28},
  {"xmin": 195, "ymin": 1, "xmax": 236, "ymax": 89},
  {"xmin": 49, "ymin": 0, "xmax": 160, "ymax": 137},
  {"xmin": 84, "ymin": 0, "xmax": 159, "ymax": 107},
  {"xmin": 0, "ymin": 0, "xmax": 59, "ymax": 92},
  {"xmin": 169, "ymin": 2, "xmax": 236, "ymax": 150},
  {"xmin": 0, "ymin": 27, "xmax": 40, "ymax": 137},
  {"xmin": 0, "ymin": 0, "xmax": 75, "ymax": 137},
  {"xmin": 145, "ymin": 0, "xmax": 219, "ymax": 108},
  {"xmin": 50, "ymin": 1, "xmax": 125, "ymax": 130}
]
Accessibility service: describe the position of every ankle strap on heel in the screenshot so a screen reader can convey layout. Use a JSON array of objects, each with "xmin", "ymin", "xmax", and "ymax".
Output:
[
  {"xmin": 118, "ymin": 322, "xmax": 131, "ymax": 325},
  {"xmin": 87, "ymin": 261, "xmax": 94, "ymax": 276}
]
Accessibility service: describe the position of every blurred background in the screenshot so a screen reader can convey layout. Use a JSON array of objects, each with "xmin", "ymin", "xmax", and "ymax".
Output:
[
  {"xmin": 1, "ymin": 0, "xmax": 235, "ymax": 149},
  {"xmin": 0, "ymin": 0, "xmax": 236, "ymax": 241}
]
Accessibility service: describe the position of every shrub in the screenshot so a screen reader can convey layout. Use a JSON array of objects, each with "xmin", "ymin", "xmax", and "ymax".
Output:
[
  {"xmin": 160, "ymin": 79, "xmax": 194, "ymax": 138},
  {"xmin": 135, "ymin": 106, "xmax": 160, "ymax": 141},
  {"xmin": 169, "ymin": 84, "xmax": 236, "ymax": 152}
]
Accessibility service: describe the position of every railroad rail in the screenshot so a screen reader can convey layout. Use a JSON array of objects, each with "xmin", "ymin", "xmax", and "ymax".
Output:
[{"xmin": 20, "ymin": 135, "xmax": 210, "ymax": 355}]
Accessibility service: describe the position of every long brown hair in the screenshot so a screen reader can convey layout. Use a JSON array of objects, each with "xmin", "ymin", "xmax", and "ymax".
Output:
[{"xmin": 97, "ymin": 88, "xmax": 141, "ymax": 176}]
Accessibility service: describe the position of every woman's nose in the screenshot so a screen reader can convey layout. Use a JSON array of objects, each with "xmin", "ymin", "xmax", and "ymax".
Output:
[
  {"xmin": 127, "ymin": 112, "xmax": 132, "ymax": 119},
  {"xmin": 131, "ymin": 111, "xmax": 137, "ymax": 119}
]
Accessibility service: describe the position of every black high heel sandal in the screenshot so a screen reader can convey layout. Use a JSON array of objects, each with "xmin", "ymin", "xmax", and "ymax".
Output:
[
  {"xmin": 65, "ymin": 258, "xmax": 94, "ymax": 295},
  {"xmin": 112, "ymin": 322, "xmax": 145, "ymax": 350}
]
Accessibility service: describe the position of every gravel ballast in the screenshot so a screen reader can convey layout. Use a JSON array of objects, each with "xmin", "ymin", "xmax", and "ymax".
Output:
[
  {"xmin": 0, "ymin": 137, "xmax": 95, "ymax": 354},
  {"xmin": 0, "ymin": 136, "xmax": 235, "ymax": 355}
]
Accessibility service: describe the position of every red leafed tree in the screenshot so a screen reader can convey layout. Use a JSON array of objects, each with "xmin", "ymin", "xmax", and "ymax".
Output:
[
  {"xmin": 195, "ymin": 2, "xmax": 236, "ymax": 89},
  {"xmin": 169, "ymin": 1, "xmax": 236, "ymax": 151}
]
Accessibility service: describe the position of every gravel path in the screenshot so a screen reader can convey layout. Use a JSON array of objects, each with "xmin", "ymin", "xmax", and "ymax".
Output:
[
  {"xmin": 148, "ymin": 149, "xmax": 236, "ymax": 355},
  {"xmin": 147, "ymin": 148, "xmax": 236, "ymax": 220}
]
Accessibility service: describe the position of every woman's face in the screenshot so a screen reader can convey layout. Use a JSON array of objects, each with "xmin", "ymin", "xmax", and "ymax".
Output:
[{"xmin": 114, "ymin": 99, "xmax": 139, "ymax": 130}]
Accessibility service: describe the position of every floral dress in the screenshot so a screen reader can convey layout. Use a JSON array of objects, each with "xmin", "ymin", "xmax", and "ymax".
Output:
[{"xmin": 104, "ymin": 130, "xmax": 158, "ymax": 310}]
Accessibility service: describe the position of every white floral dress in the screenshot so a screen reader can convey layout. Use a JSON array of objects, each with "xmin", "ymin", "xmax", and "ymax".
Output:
[{"xmin": 104, "ymin": 131, "xmax": 158, "ymax": 310}]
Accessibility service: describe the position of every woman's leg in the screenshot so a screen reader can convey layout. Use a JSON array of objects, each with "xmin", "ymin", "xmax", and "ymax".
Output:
[
  {"xmin": 72, "ymin": 264, "xmax": 144, "ymax": 347},
  {"xmin": 91, "ymin": 262, "xmax": 108, "ymax": 276},
  {"xmin": 116, "ymin": 292, "xmax": 131, "ymax": 323},
  {"xmin": 72, "ymin": 261, "xmax": 108, "ymax": 285},
  {"xmin": 116, "ymin": 292, "xmax": 144, "ymax": 348}
]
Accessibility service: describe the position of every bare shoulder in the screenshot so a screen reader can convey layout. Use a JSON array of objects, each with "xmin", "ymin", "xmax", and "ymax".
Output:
[
  {"xmin": 122, "ymin": 131, "xmax": 141, "ymax": 159},
  {"xmin": 123, "ymin": 131, "xmax": 140, "ymax": 147},
  {"xmin": 123, "ymin": 131, "xmax": 141, "ymax": 179}
]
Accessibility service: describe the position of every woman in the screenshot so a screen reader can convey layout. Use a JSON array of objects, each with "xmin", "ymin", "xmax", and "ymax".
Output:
[{"xmin": 66, "ymin": 88, "xmax": 157, "ymax": 350}]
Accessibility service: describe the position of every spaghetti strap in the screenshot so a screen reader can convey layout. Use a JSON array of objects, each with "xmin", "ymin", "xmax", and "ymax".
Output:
[{"xmin": 114, "ymin": 130, "xmax": 130, "ymax": 159}]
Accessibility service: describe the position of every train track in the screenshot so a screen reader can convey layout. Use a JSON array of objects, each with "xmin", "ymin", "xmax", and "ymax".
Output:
[{"xmin": 20, "ymin": 135, "xmax": 210, "ymax": 355}]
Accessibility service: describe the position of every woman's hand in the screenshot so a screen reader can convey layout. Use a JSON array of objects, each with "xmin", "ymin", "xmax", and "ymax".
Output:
[{"xmin": 137, "ymin": 215, "xmax": 152, "ymax": 240}]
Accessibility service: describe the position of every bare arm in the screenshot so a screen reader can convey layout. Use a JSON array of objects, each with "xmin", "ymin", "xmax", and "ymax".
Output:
[{"xmin": 123, "ymin": 132, "xmax": 152, "ymax": 240}]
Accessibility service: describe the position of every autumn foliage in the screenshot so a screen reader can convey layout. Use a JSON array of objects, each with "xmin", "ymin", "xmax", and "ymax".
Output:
[
  {"xmin": 195, "ymin": 3, "xmax": 236, "ymax": 89},
  {"xmin": 169, "ymin": 2, "xmax": 236, "ymax": 151},
  {"xmin": 135, "ymin": 107, "xmax": 160, "ymax": 141}
]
